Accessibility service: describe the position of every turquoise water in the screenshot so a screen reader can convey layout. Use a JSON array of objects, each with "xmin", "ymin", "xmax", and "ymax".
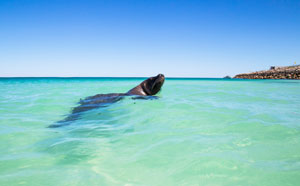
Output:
[{"xmin": 0, "ymin": 78, "xmax": 300, "ymax": 185}]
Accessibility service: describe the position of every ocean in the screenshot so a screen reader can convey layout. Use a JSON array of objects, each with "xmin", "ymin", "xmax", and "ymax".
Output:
[{"xmin": 0, "ymin": 78, "xmax": 299, "ymax": 185}]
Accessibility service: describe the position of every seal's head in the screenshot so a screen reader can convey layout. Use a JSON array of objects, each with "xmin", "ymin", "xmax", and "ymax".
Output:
[
  {"xmin": 127, "ymin": 74, "xmax": 165, "ymax": 96},
  {"xmin": 141, "ymin": 74, "xmax": 165, "ymax": 95}
]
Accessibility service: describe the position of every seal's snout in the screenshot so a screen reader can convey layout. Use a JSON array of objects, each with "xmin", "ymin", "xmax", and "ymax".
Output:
[
  {"xmin": 156, "ymin": 74, "xmax": 165, "ymax": 81},
  {"xmin": 157, "ymin": 74, "xmax": 165, "ymax": 82},
  {"xmin": 158, "ymin": 74, "xmax": 164, "ymax": 78}
]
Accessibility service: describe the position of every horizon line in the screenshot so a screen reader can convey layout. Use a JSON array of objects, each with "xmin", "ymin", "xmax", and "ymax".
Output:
[{"xmin": 0, "ymin": 76, "xmax": 226, "ymax": 79}]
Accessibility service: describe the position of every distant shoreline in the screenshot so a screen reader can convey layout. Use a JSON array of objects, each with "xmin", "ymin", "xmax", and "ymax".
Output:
[{"xmin": 234, "ymin": 65, "xmax": 300, "ymax": 79}]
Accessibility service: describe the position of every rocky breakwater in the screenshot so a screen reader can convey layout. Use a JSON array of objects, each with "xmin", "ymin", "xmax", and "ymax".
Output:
[{"xmin": 234, "ymin": 65, "xmax": 300, "ymax": 79}]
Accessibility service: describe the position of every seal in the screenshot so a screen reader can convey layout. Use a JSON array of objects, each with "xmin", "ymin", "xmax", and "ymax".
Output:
[{"xmin": 49, "ymin": 74, "xmax": 165, "ymax": 128}]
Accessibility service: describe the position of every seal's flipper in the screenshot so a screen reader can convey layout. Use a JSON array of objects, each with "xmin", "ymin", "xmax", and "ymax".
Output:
[
  {"xmin": 49, "ymin": 94, "xmax": 125, "ymax": 128},
  {"xmin": 48, "ymin": 112, "xmax": 82, "ymax": 128},
  {"xmin": 48, "ymin": 120, "xmax": 73, "ymax": 128}
]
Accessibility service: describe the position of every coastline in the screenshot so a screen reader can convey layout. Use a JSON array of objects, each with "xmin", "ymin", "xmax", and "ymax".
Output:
[{"xmin": 234, "ymin": 65, "xmax": 300, "ymax": 79}]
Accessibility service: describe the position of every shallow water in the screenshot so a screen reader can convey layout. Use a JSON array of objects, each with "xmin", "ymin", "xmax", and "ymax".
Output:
[{"xmin": 0, "ymin": 78, "xmax": 300, "ymax": 185}]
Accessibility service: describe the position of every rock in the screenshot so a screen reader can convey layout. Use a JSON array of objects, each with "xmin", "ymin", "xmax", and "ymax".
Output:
[
  {"xmin": 234, "ymin": 65, "xmax": 300, "ymax": 79},
  {"xmin": 223, "ymin": 76, "xmax": 231, "ymax": 79}
]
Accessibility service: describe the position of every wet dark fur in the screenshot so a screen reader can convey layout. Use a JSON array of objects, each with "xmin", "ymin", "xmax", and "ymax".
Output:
[{"xmin": 49, "ymin": 74, "xmax": 164, "ymax": 128}]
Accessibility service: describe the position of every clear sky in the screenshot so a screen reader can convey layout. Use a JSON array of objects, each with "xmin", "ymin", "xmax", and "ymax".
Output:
[{"xmin": 0, "ymin": 0, "xmax": 299, "ymax": 77}]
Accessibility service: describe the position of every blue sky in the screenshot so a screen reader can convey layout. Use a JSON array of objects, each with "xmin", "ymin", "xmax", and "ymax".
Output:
[{"xmin": 0, "ymin": 0, "xmax": 299, "ymax": 77}]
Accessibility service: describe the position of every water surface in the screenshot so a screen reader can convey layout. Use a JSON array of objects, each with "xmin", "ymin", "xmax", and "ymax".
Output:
[{"xmin": 0, "ymin": 78, "xmax": 300, "ymax": 185}]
